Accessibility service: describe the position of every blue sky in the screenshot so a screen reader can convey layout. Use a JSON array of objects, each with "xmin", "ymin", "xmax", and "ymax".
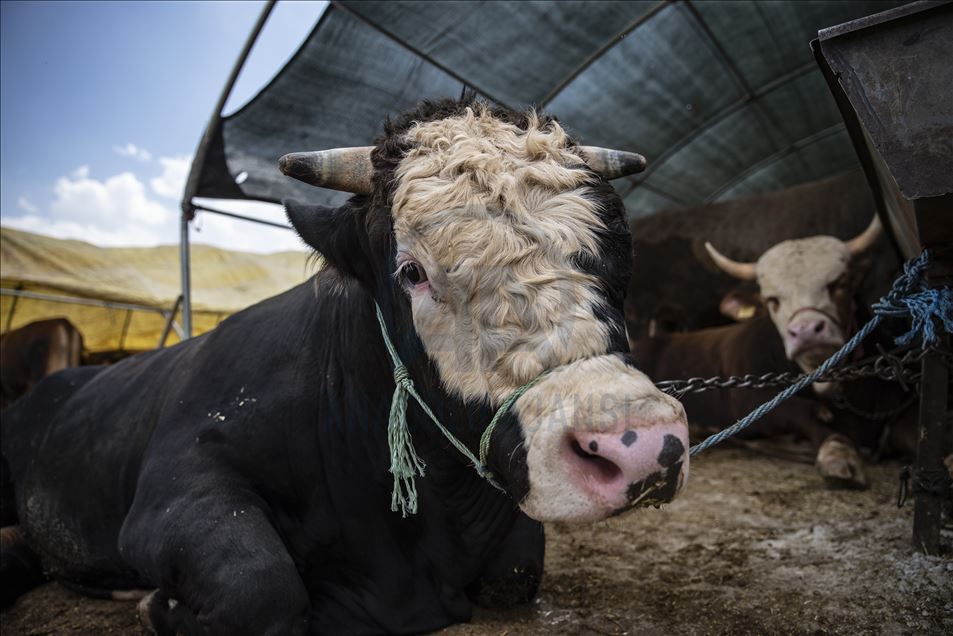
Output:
[{"xmin": 1, "ymin": 0, "xmax": 328, "ymax": 252}]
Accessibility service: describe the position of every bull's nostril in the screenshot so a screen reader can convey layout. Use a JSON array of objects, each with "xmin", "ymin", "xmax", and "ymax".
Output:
[
  {"xmin": 569, "ymin": 439, "xmax": 622, "ymax": 483},
  {"xmin": 588, "ymin": 440, "xmax": 599, "ymax": 453},
  {"xmin": 657, "ymin": 434, "xmax": 685, "ymax": 468},
  {"xmin": 620, "ymin": 430, "xmax": 638, "ymax": 447},
  {"xmin": 813, "ymin": 321, "xmax": 824, "ymax": 334}
]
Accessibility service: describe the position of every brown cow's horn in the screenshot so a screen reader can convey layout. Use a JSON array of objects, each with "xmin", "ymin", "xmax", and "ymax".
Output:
[
  {"xmin": 579, "ymin": 146, "xmax": 647, "ymax": 179},
  {"xmin": 278, "ymin": 147, "xmax": 375, "ymax": 194},
  {"xmin": 845, "ymin": 215, "xmax": 882, "ymax": 255},
  {"xmin": 705, "ymin": 242, "xmax": 757, "ymax": 281}
]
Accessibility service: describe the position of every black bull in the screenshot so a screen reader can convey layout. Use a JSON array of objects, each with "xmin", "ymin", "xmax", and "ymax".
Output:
[
  {"xmin": 1, "ymin": 99, "xmax": 688, "ymax": 634},
  {"xmin": 1, "ymin": 281, "xmax": 542, "ymax": 631}
]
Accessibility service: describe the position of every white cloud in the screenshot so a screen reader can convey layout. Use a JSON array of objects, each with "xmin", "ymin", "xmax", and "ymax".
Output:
[
  {"xmin": 150, "ymin": 155, "xmax": 191, "ymax": 199},
  {"xmin": 4, "ymin": 167, "xmax": 176, "ymax": 247},
  {"xmin": 51, "ymin": 169, "xmax": 172, "ymax": 227},
  {"xmin": 1, "ymin": 161, "xmax": 306, "ymax": 254},
  {"xmin": 17, "ymin": 196, "xmax": 38, "ymax": 213},
  {"xmin": 113, "ymin": 143, "xmax": 152, "ymax": 162}
]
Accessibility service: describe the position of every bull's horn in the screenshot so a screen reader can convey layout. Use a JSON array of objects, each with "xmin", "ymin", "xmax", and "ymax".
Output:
[
  {"xmin": 579, "ymin": 146, "xmax": 647, "ymax": 179},
  {"xmin": 705, "ymin": 242, "xmax": 757, "ymax": 280},
  {"xmin": 845, "ymin": 215, "xmax": 882, "ymax": 255},
  {"xmin": 278, "ymin": 147, "xmax": 375, "ymax": 194}
]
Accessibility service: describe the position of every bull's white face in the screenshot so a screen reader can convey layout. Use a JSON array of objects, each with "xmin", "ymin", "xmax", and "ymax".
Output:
[
  {"xmin": 393, "ymin": 109, "xmax": 609, "ymax": 403},
  {"xmin": 390, "ymin": 107, "xmax": 689, "ymax": 522},
  {"xmin": 757, "ymin": 237, "xmax": 852, "ymax": 379}
]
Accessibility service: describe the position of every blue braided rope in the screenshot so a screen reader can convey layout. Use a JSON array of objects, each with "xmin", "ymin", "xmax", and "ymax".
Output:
[
  {"xmin": 871, "ymin": 253, "xmax": 952, "ymax": 347},
  {"xmin": 690, "ymin": 250, "xmax": 945, "ymax": 457}
]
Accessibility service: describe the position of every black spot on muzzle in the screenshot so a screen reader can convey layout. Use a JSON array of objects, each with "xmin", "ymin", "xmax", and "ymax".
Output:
[{"xmin": 657, "ymin": 434, "xmax": 684, "ymax": 468}]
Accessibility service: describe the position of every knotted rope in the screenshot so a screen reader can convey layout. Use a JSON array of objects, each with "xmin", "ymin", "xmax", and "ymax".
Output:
[
  {"xmin": 375, "ymin": 304, "xmax": 512, "ymax": 517},
  {"xmin": 690, "ymin": 250, "xmax": 950, "ymax": 457}
]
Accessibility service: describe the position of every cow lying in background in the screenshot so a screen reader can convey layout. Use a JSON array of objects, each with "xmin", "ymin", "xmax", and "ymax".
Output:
[
  {"xmin": 0, "ymin": 318, "xmax": 83, "ymax": 410},
  {"xmin": 2, "ymin": 99, "xmax": 690, "ymax": 634},
  {"xmin": 632, "ymin": 217, "xmax": 915, "ymax": 489},
  {"xmin": 623, "ymin": 171, "xmax": 896, "ymax": 339}
]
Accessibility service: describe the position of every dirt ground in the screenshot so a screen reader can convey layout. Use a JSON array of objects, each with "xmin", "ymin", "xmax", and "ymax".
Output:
[{"xmin": 3, "ymin": 447, "xmax": 950, "ymax": 635}]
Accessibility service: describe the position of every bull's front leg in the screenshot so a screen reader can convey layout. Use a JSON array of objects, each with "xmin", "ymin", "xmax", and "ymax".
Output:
[
  {"xmin": 815, "ymin": 433, "xmax": 868, "ymax": 490},
  {"xmin": 119, "ymin": 484, "xmax": 310, "ymax": 636},
  {"xmin": 739, "ymin": 394, "xmax": 868, "ymax": 490},
  {"xmin": 808, "ymin": 402, "xmax": 868, "ymax": 490}
]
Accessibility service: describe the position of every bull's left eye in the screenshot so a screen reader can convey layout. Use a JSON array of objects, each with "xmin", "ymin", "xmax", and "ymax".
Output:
[{"xmin": 399, "ymin": 261, "xmax": 428, "ymax": 287}]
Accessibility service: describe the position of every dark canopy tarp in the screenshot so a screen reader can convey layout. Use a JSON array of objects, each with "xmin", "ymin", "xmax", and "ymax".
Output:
[{"xmin": 190, "ymin": 0, "xmax": 904, "ymax": 218}]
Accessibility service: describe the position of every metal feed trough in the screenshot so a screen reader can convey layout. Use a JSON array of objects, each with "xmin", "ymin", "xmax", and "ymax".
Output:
[{"xmin": 814, "ymin": 0, "xmax": 952, "ymax": 554}]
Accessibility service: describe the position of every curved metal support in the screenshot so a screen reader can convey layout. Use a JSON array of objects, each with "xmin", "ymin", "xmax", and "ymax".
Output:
[{"xmin": 178, "ymin": 0, "xmax": 277, "ymax": 339}]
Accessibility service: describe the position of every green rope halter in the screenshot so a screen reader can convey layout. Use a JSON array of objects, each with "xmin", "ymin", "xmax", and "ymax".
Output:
[{"xmin": 374, "ymin": 303, "xmax": 545, "ymax": 517}]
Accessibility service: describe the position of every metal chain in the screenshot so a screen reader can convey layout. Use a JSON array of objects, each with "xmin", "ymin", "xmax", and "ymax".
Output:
[
  {"xmin": 829, "ymin": 391, "xmax": 918, "ymax": 421},
  {"xmin": 654, "ymin": 343, "xmax": 950, "ymax": 399}
]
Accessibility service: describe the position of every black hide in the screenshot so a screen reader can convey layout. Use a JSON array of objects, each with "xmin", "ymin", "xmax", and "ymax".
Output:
[
  {"xmin": 2, "ymin": 278, "xmax": 543, "ymax": 633},
  {"xmin": 0, "ymin": 96, "xmax": 636, "ymax": 634}
]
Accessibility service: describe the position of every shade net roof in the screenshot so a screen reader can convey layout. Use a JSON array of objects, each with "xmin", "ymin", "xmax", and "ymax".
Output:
[{"xmin": 190, "ymin": 0, "xmax": 904, "ymax": 218}]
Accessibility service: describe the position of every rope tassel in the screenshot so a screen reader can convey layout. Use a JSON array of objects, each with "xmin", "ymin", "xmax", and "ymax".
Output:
[
  {"xmin": 374, "ymin": 303, "xmax": 512, "ymax": 516},
  {"xmin": 387, "ymin": 365, "xmax": 426, "ymax": 517}
]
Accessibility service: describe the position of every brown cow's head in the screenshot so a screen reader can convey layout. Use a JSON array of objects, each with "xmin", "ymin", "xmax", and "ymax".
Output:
[
  {"xmin": 705, "ymin": 217, "xmax": 882, "ymax": 392},
  {"xmin": 280, "ymin": 99, "xmax": 689, "ymax": 522}
]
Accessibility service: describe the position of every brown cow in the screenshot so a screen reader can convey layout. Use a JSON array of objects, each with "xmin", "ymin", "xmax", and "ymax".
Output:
[
  {"xmin": 1, "ymin": 318, "xmax": 83, "ymax": 409},
  {"xmin": 632, "ymin": 217, "xmax": 916, "ymax": 488},
  {"xmin": 624, "ymin": 171, "xmax": 899, "ymax": 339}
]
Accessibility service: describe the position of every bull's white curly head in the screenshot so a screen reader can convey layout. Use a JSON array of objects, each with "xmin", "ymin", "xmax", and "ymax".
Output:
[
  {"xmin": 392, "ymin": 109, "xmax": 613, "ymax": 403},
  {"xmin": 280, "ymin": 100, "xmax": 688, "ymax": 523}
]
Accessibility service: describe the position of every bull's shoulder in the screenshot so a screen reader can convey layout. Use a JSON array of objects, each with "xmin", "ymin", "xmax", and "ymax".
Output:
[{"xmin": 131, "ymin": 274, "xmax": 380, "ymax": 447}]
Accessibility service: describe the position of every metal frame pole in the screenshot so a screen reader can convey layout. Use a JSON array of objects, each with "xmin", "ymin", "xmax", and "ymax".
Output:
[
  {"xmin": 3, "ymin": 283, "xmax": 23, "ymax": 331},
  {"xmin": 178, "ymin": 0, "xmax": 277, "ymax": 340},
  {"xmin": 180, "ymin": 208, "xmax": 194, "ymax": 339},
  {"xmin": 911, "ymin": 195, "xmax": 952, "ymax": 555},
  {"xmin": 159, "ymin": 295, "xmax": 184, "ymax": 348},
  {"xmin": 192, "ymin": 203, "xmax": 293, "ymax": 230},
  {"xmin": 118, "ymin": 309, "xmax": 133, "ymax": 352},
  {"xmin": 0, "ymin": 288, "xmax": 176, "ymax": 314}
]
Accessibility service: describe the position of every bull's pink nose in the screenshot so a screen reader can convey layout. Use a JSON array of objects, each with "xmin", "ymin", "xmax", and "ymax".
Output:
[
  {"xmin": 564, "ymin": 422, "xmax": 688, "ymax": 510},
  {"xmin": 787, "ymin": 319, "xmax": 827, "ymax": 343}
]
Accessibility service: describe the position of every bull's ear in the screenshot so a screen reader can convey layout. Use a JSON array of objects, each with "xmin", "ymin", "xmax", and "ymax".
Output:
[
  {"xmin": 285, "ymin": 199, "xmax": 370, "ymax": 281},
  {"xmin": 719, "ymin": 290, "xmax": 762, "ymax": 322}
]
